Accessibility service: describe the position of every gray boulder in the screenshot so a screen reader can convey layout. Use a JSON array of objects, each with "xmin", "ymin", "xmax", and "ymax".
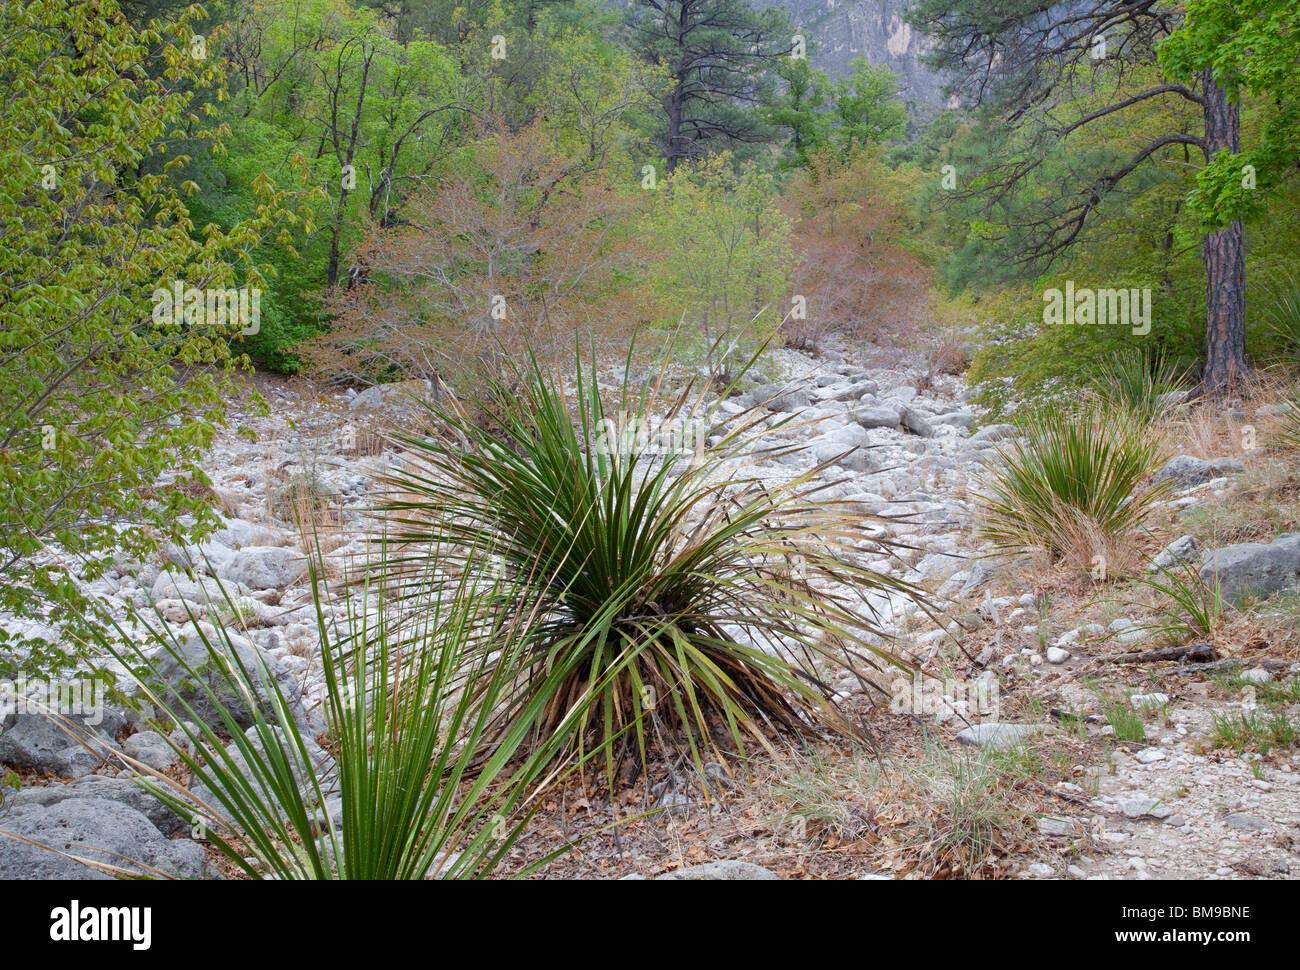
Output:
[
  {"xmin": 218, "ymin": 546, "xmax": 307, "ymax": 590},
  {"xmin": 151, "ymin": 570, "xmax": 237, "ymax": 607},
  {"xmin": 748, "ymin": 384, "xmax": 809, "ymax": 413},
  {"xmin": 0, "ymin": 797, "xmax": 205, "ymax": 879},
  {"xmin": 123, "ymin": 730, "xmax": 180, "ymax": 772},
  {"xmin": 839, "ymin": 379, "xmax": 878, "ymax": 400},
  {"xmin": 1224, "ymin": 813, "xmax": 1272, "ymax": 832},
  {"xmin": 931, "ymin": 411, "xmax": 975, "ymax": 429},
  {"xmin": 0, "ymin": 706, "xmax": 125, "ymax": 778},
  {"xmin": 1199, "ymin": 534, "xmax": 1300, "ymax": 603},
  {"xmin": 960, "ymin": 558, "xmax": 1001, "ymax": 595},
  {"xmin": 970, "ymin": 423, "xmax": 1017, "ymax": 444},
  {"xmin": 899, "ymin": 407, "xmax": 935, "ymax": 438},
  {"xmin": 809, "ymin": 424, "xmax": 877, "ymax": 472},
  {"xmin": 208, "ymin": 518, "xmax": 264, "ymax": 550},
  {"xmin": 1153, "ymin": 455, "xmax": 1245, "ymax": 489},
  {"xmin": 1118, "ymin": 795, "xmax": 1172, "ymax": 820},
  {"xmin": 955, "ymin": 723, "xmax": 1044, "ymax": 749},
  {"xmin": 852, "ymin": 403, "xmax": 904, "ymax": 430},
  {"xmin": 348, "ymin": 379, "xmax": 435, "ymax": 418},
  {"xmin": 151, "ymin": 632, "xmax": 291, "ymax": 730},
  {"xmin": 887, "ymin": 386, "xmax": 918, "ymax": 404},
  {"xmin": 1, "ymin": 774, "xmax": 188, "ymax": 837}
]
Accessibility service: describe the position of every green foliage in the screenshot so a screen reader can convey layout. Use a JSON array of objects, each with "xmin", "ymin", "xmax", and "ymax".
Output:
[
  {"xmin": 186, "ymin": 0, "xmax": 469, "ymax": 367},
  {"xmin": 93, "ymin": 554, "xmax": 573, "ymax": 879},
  {"xmin": 1255, "ymin": 269, "xmax": 1300, "ymax": 365},
  {"xmin": 643, "ymin": 157, "xmax": 793, "ymax": 380},
  {"xmin": 1278, "ymin": 391, "xmax": 1300, "ymax": 452},
  {"xmin": 974, "ymin": 404, "xmax": 1169, "ymax": 565},
  {"xmin": 829, "ymin": 59, "xmax": 907, "ymax": 157},
  {"xmin": 929, "ymin": 61, "xmax": 1212, "ymax": 409},
  {"xmin": 902, "ymin": 0, "xmax": 1289, "ymax": 393},
  {"xmin": 762, "ymin": 57, "xmax": 832, "ymax": 169},
  {"xmin": 904, "ymin": 734, "xmax": 1034, "ymax": 874},
  {"xmin": 0, "ymin": 0, "xmax": 291, "ymax": 676},
  {"xmin": 378, "ymin": 342, "xmax": 925, "ymax": 781},
  {"xmin": 1159, "ymin": 0, "xmax": 1300, "ymax": 231},
  {"xmin": 1210, "ymin": 708, "xmax": 1297, "ymax": 755},
  {"xmin": 183, "ymin": 117, "xmax": 328, "ymax": 371},
  {"xmin": 886, "ymin": 110, "xmax": 965, "ymax": 169}
]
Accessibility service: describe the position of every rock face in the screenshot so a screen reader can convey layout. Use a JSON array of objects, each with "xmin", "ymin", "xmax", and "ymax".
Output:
[
  {"xmin": 1199, "ymin": 534, "xmax": 1300, "ymax": 603},
  {"xmin": 752, "ymin": 0, "xmax": 953, "ymax": 107}
]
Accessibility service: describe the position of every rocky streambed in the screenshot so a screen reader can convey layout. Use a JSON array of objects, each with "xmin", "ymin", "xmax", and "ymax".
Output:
[{"xmin": 2, "ymin": 344, "xmax": 1298, "ymax": 880}]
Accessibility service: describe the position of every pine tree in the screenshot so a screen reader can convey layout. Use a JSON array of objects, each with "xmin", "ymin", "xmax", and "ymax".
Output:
[
  {"xmin": 906, "ymin": 0, "xmax": 1295, "ymax": 394},
  {"xmin": 629, "ymin": 0, "xmax": 794, "ymax": 172}
]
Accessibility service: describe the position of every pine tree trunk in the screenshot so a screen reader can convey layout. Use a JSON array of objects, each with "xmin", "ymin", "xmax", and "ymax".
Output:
[{"xmin": 1199, "ymin": 69, "xmax": 1247, "ymax": 395}]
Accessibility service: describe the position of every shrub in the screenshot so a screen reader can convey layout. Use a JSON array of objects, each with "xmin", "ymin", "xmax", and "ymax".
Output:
[
  {"xmin": 379, "ymin": 342, "xmax": 925, "ymax": 779},
  {"xmin": 974, "ymin": 404, "xmax": 1169, "ymax": 574},
  {"xmin": 303, "ymin": 120, "xmax": 648, "ymax": 392},
  {"xmin": 902, "ymin": 735, "xmax": 1033, "ymax": 878},
  {"xmin": 779, "ymin": 149, "xmax": 930, "ymax": 352},
  {"xmin": 1129, "ymin": 558, "xmax": 1222, "ymax": 642},
  {"xmin": 642, "ymin": 157, "xmax": 793, "ymax": 382}
]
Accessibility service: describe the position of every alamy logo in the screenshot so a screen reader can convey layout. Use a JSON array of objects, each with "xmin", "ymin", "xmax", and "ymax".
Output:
[
  {"xmin": 50, "ymin": 901, "xmax": 151, "ymax": 950},
  {"xmin": 593, "ymin": 413, "xmax": 706, "ymax": 463},
  {"xmin": 1042, "ymin": 281, "xmax": 1151, "ymax": 335},
  {"xmin": 1, "ymin": 677, "xmax": 108, "ymax": 726},
  {"xmin": 151, "ymin": 281, "xmax": 261, "ymax": 335}
]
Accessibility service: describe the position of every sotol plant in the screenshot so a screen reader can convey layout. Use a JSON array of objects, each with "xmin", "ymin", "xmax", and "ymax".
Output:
[
  {"xmin": 379, "ymin": 343, "xmax": 927, "ymax": 779},
  {"xmin": 1278, "ymin": 390, "xmax": 1300, "ymax": 451},
  {"xmin": 1088, "ymin": 349, "xmax": 1190, "ymax": 424},
  {"xmin": 43, "ymin": 552, "xmax": 579, "ymax": 880},
  {"xmin": 975, "ymin": 403, "xmax": 1169, "ymax": 573}
]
